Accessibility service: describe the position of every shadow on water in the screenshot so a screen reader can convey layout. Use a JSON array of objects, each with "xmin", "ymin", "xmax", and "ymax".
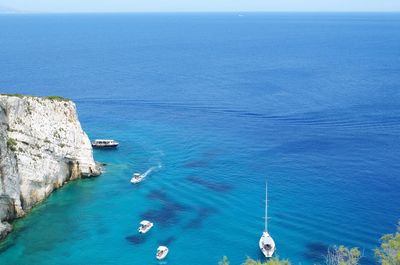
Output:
[
  {"xmin": 185, "ymin": 176, "xmax": 233, "ymax": 192},
  {"xmin": 184, "ymin": 207, "xmax": 218, "ymax": 229}
]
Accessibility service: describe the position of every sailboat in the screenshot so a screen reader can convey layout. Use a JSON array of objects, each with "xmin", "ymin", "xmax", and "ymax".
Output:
[{"xmin": 259, "ymin": 183, "xmax": 276, "ymax": 258}]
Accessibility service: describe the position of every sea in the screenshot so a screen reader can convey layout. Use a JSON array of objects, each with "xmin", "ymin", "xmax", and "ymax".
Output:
[{"xmin": 0, "ymin": 13, "xmax": 399, "ymax": 265}]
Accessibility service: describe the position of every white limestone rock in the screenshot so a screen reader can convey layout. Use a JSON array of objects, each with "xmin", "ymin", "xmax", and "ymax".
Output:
[{"xmin": 0, "ymin": 95, "xmax": 100, "ymax": 240}]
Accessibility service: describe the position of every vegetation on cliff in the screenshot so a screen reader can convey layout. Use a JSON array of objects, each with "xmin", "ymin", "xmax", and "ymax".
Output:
[
  {"xmin": 6, "ymin": 138, "xmax": 17, "ymax": 151},
  {"xmin": 375, "ymin": 221, "xmax": 400, "ymax": 265},
  {"xmin": 0, "ymin": 94, "xmax": 70, "ymax": 102},
  {"xmin": 325, "ymin": 246, "xmax": 361, "ymax": 265},
  {"xmin": 219, "ymin": 256, "xmax": 290, "ymax": 265}
]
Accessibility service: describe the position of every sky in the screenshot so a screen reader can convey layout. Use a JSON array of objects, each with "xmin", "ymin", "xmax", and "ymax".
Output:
[{"xmin": 0, "ymin": 0, "xmax": 399, "ymax": 13}]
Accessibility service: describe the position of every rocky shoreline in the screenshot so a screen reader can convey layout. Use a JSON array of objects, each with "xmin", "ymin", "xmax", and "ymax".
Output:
[{"xmin": 0, "ymin": 94, "xmax": 101, "ymax": 240}]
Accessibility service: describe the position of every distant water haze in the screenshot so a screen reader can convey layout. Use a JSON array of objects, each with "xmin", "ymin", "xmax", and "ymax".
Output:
[
  {"xmin": 1, "ymin": 0, "xmax": 400, "ymax": 13},
  {"xmin": 0, "ymin": 4, "xmax": 17, "ymax": 13}
]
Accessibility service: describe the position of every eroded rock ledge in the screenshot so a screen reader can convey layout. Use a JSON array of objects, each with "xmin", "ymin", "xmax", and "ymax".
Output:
[{"xmin": 0, "ymin": 94, "xmax": 101, "ymax": 240}]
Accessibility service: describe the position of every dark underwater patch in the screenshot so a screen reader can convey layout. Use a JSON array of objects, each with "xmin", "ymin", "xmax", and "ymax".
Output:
[
  {"xmin": 184, "ymin": 207, "xmax": 218, "ymax": 229},
  {"xmin": 183, "ymin": 148, "xmax": 222, "ymax": 168},
  {"xmin": 304, "ymin": 241, "xmax": 329, "ymax": 263},
  {"xmin": 186, "ymin": 176, "xmax": 232, "ymax": 192},
  {"xmin": 0, "ymin": 239, "xmax": 16, "ymax": 254},
  {"xmin": 201, "ymin": 149, "xmax": 222, "ymax": 161},
  {"xmin": 61, "ymin": 251, "xmax": 71, "ymax": 257},
  {"xmin": 141, "ymin": 203, "xmax": 190, "ymax": 227},
  {"xmin": 158, "ymin": 236, "xmax": 176, "ymax": 246},
  {"xmin": 184, "ymin": 160, "xmax": 209, "ymax": 168},
  {"xmin": 142, "ymin": 191, "xmax": 191, "ymax": 227},
  {"xmin": 147, "ymin": 190, "xmax": 170, "ymax": 203},
  {"xmin": 141, "ymin": 207, "xmax": 176, "ymax": 226},
  {"xmin": 125, "ymin": 235, "xmax": 146, "ymax": 245},
  {"xmin": 96, "ymin": 226, "xmax": 109, "ymax": 235}
]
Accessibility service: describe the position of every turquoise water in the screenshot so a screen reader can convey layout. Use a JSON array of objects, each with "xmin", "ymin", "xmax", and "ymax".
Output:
[{"xmin": 0, "ymin": 13, "xmax": 400, "ymax": 265}]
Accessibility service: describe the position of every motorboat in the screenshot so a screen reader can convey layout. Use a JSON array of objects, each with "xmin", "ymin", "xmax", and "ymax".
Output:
[
  {"xmin": 259, "ymin": 183, "xmax": 276, "ymax": 258},
  {"xmin": 130, "ymin": 173, "xmax": 144, "ymax": 184},
  {"xmin": 130, "ymin": 165, "xmax": 160, "ymax": 184},
  {"xmin": 91, "ymin": 139, "xmax": 119, "ymax": 148},
  {"xmin": 156, "ymin": 246, "xmax": 169, "ymax": 260},
  {"xmin": 138, "ymin": 220, "xmax": 153, "ymax": 234}
]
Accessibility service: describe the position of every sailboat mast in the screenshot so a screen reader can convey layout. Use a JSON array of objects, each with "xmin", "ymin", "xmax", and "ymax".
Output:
[{"xmin": 265, "ymin": 183, "xmax": 268, "ymax": 232}]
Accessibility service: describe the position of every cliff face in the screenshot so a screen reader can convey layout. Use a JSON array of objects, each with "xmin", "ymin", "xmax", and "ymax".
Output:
[{"xmin": 0, "ymin": 95, "xmax": 100, "ymax": 240}]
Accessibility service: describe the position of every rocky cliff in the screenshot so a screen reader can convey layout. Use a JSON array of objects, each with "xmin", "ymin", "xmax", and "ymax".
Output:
[{"xmin": 0, "ymin": 94, "xmax": 100, "ymax": 240}]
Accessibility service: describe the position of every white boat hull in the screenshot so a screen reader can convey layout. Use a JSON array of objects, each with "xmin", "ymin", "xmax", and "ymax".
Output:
[
  {"xmin": 259, "ymin": 232, "xmax": 276, "ymax": 258},
  {"xmin": 138, "ymin": 222, "xmax": 153, "ymax": 234},
  {"xmin": 156, "ymin": 247, "xmax": 169, "ymax": 260},
  {"xmin": 131, "ymin": 176, "xmax": 144, "ymax": 184}
]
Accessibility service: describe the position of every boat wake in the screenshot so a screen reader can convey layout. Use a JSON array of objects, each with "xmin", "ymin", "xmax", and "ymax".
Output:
[
  {"xmin": 142, "ymin": 164, "xmax": 162, "ymax": 179},
  {"xmin": 131, "ymin": 163, "xmax": 162, "ymax": 184}
]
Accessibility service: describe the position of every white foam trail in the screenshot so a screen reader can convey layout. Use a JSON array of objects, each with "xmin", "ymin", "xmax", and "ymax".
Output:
[{"xmin": 141, "ymin": 164, "xmax": 161, "ymax": 179}]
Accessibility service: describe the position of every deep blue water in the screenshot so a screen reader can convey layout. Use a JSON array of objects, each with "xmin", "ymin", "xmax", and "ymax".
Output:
[{"xmin": 0, "ymin": 13, "xmax": 399, "ymax": 265}]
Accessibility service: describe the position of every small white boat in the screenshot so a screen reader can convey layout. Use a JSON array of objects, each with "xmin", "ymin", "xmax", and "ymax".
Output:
[
  {"xmin": 91, "ymin": 139, "xmax": 119, "ymax": 148},
  {"xmin": 130, "ymin": 173, "xmax": 144, "ymax": 184},
  {"xmin": 130, "ymin": 166, "xmax": 160, "ymax": 184},
  {"xmin": 156, "ymin": 246, "xmax": 169, "ymax": 260},
  {"xmin": 259, "ymin": 183, "xmax": 276, "ymax": 258},
  {"xmin": 138, "ymin": 220, "xmax": 153, "ymax": 234}
]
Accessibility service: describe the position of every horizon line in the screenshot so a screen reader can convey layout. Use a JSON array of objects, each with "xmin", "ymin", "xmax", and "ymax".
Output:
[{"xmin": 1, "ymin": 10, "xmax": 400, "ymax": 15}]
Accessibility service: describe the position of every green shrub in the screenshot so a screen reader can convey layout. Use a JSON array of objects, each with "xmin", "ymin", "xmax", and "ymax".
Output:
[
  {"xmin": 218, "ymin": 257, "xmax": 290, "ymax": 265},
  {"xmin": 325, "ymin": 246, "xmax": 361, "ymax": 265},
  {"xmin": 7, "ymin": 138, "xmax": 17, "ymax": 151},
  {"xmin": 242, "ymin": 257, "xmax": 291, "ymax": 265},
  {"xmin": 375, "ymin": 221, "xmax": 400, "ymax": 265},
  {"xmin": 1, "ymin": 94, "xmax": 69, "ymax": 102},
  {"xmin": 219, "ymin": 256, "xmax": 229, "ymax": 265},
  {"xmin": 0, "ymin": 93, "xmax": 25, "ymax": 98},
  {"xmin": 44, "ymin": 96, "xmax": 70, "ymax": 101}
]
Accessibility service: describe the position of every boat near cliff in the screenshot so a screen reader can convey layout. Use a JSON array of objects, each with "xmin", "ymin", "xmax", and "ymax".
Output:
[{"xmin": 91, "ymin": 139, "xmax": 119, "ymax": 148}]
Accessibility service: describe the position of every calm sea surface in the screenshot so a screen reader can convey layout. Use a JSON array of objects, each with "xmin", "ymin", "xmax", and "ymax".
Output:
[{"xmin": 0, "ymin": 13, "xmax": 399, "ymax": 265}]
